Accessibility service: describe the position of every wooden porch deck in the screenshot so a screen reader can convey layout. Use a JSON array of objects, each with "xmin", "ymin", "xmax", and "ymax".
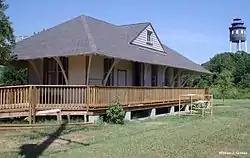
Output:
[{"xmin": 0, "ymin": 85, "xmax": 209, "ymax": 118}]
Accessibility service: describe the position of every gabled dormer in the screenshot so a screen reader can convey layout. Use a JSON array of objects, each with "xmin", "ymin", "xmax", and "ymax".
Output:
[{"xmin": 130, "ymin": 24, "xmax": 164, "ymax": 52}]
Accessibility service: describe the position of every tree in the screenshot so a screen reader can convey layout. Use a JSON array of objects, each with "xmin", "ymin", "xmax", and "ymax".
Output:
[
  {"xmin": 0, "ymin": 1, "xmax": 28, "ymax": 85},
  {"xmin": 186, "ymin": 51, "xmax": 250, "ymax": 99},
  {"xmin": 0, "ymin": 0, "xmax": 15, "ymax": 65},
  {"xmin": 215, "ymin": 70, "xmax": 234, "ymax": 105}
]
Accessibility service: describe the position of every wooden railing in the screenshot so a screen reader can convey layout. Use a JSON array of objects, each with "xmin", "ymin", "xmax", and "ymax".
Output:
[
  {"xmin": 87, "ymin": 86, "xmax": 208, "ymax": 107},
  {"xmin": 0, "ymin": 85, "xmax": 209, "ymax": 112},
  {"xmin": 0, "ymin": 85, "xmax": 30, "ymax": 111}
]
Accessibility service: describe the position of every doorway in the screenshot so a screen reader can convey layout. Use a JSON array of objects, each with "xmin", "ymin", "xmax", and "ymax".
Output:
[
  {"xmin": 117, "ymin": 69, "xmax": 127, "ymax": 86},
  {"xmin": 132, "ymin": 62, "xmax": 143, "ymax": 86}
]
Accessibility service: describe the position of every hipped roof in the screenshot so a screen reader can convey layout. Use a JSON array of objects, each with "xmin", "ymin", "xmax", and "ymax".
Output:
[{"xmin": 14, "ymin": 15, "xmax": 210, "ymax": 74}]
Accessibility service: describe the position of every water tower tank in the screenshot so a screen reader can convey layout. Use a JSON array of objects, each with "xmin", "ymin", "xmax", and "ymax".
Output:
[{"xmin": 229, "ymin": 18, "xmax": 247, "ymax": 52}]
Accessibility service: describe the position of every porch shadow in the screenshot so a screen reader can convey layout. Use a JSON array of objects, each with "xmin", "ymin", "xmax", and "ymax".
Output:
[{"xmin": 18, "ymin": 121, "xmax": 90, "ymax": 158}]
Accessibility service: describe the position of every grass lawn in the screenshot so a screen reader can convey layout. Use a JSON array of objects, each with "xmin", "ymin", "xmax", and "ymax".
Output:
[{"xmin": 1, "ymin": 99, "xmax": 250, "ymax": 158}]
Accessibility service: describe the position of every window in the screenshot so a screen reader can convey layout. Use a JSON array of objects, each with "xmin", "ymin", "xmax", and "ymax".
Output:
[
  {"xmin": 147, "ymin": 30, "xmax": 152, "ymax": 42},
  {"xmin": 43, "ymin": 57, "xmax": 68, "ymax": 85},
  {"xmin": 236, "ymin": 30, "xmax": 239, "ymax": 34}
]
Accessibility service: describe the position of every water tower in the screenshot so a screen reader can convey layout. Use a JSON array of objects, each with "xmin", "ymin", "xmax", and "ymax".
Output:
[{"xmin": 229, "ymin": 18, "xmax": 247, "ymax": 52}]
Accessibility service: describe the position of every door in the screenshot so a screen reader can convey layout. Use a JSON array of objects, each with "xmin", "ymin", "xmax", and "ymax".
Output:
[{"xmin": 117, "ymin": 69, "xmax": 127, "ymax": 86}]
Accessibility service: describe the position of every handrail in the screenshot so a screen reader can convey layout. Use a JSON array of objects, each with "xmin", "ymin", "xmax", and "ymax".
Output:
[{"xmin": 0, "ymin": 84, "xmax": 206, "ymax": 89}]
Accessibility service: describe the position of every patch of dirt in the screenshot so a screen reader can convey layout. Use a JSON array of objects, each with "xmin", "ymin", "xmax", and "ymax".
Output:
[
  {"xmin": 215, "ymin": 106, "xmax": 232, "ymax": 108},
  {"xmin": 40, "ymin": 130, "xmax": 104, "ymax": 152},
  {"xmin": 0, "ymin": 136, "xmax": 21, "ymax": 152},
  {"xmin": 0, "ymin": 129, "xmax": 104, "ymax": 153},
  {"xmin": 50, "ymin": 131, "xmax": 96, "ymax": 146}
]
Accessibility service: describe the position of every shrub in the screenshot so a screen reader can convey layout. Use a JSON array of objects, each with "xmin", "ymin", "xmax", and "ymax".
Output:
[{"xmin": 105, "ymin": 98, "xmax": 125, "ymax": 124}]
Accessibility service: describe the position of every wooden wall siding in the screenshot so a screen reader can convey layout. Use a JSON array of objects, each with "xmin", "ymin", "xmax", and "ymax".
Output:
[
  {"xmin": 29, "ymin": 59, "xmax": 43, "ymax": 84},
  {"xmin": 68, "ymin": 55, "xmax": 86, "ymax": 85},
  {"xmin": 132, "ymin": 25, "xmax": 164, "ymax": 52},
  {"xmin": 0, "ymin": 85, "xmax": 208, "ymax": 112},
  {"xmin": 88, "ymin": 55, "xmax": 104, "ymax": 85},
  {"xmin": 114, "ymin": 60, "xmax": 133, "ymax": 86}
]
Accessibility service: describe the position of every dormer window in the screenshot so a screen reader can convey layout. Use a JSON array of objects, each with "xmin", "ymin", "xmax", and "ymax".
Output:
[
  {"xmin": 146, "ymin": 30, "xmax": 153, "ymax": 46},
  {"xmin": 147, "ymin": 30, "xmax": 152, "ymax": 42}
]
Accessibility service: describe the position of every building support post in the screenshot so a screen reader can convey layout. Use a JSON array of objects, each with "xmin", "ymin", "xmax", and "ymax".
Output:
[
  {"xmin": 170, "ymin": 106, "xmax": 175, "ymax": 114},
  {"xmin": 103, "ymin": 59, "xmax": 119, "ymax": 85},
  {"xmin": 185, "ymin": 104, "xmax": 190, "ymax": 112},
  {"xmin": 150, "ymin": 108, "xmax": 156, "ymax": 117},
  {"xmin": 86, "ymin": 55, "xmax": 93, "ymax": 85},
  {"xmin": 124, "ymin": 111, "xmax": 131, "ymax": 120},
  {"xmin": 54, "ymin": 57, "xmax": 69, "ymax": 85},
  {"xmin": 88, "ymin": 115, "xmax": 99, "ymax": 123},
  {"xmin": 29, "ymin": 60, "xmax": 42, "ymax": 84}
]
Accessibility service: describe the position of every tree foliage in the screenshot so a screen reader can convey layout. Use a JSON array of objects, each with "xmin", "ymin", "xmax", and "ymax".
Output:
[
  {"xmin": 0, "ymin": 1, "xmax": 28, "ymax": 85},
  {"xmin": 187, "ymin": 51, "xmax": 250, "ymax": 99},
  {"xmin": 0, "ymin": 0, "xmax": 15, "ymax": 65},
  {"xmin": 0, "ymin": 66, "xmax": 27, "ymax": 85},
  {"xmin": 214, "ymin": 70, "xmax": 233, "ymax": 104}
]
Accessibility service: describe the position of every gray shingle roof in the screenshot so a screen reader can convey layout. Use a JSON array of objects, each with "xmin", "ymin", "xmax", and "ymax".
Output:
[{"xmin": 14, "ymin": 15, "xmax": 210, "ymax": 74}]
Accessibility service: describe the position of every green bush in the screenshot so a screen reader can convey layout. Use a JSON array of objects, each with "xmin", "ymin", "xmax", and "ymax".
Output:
[{"xmin": 105, "ymin": 98, "xmax": 125, "ymax": 124}]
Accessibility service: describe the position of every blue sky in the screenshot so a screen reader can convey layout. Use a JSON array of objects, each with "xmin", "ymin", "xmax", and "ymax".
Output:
[{"xmin": 5, "ymin": 0, "xmax": 249, "ymax": 64}]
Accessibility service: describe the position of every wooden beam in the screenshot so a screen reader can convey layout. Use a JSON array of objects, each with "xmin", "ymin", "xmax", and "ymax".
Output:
[
  {"xmin": 29, "ymin": 60, "xmax": 42, "ymax": 84},
  {"xmin": 182, "ymin": 79, "xmax": 188, "ymax": 87},
  {"xmin": 86, "ymin": 55, "xmax": 92, "ymax": 85},
  {"xmin": 177, "ymin": 71, "xmax": 182, "ymax": 87},
  {"xmin": 54, "ymin": 57, "xmax": 69, "ymax": 85},
  {"xmin": 171, "ymin": 69, "xmax": 182, "ymax": 87},
  {"xmin": 103, "ymin": 59, "xmax": 119, "ymax": 85},
  {"xmin": 181, "ymin": 71, "xmax": 194, "ymax": 87}
]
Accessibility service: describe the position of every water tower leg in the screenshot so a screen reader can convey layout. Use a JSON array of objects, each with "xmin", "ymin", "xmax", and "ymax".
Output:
[
  {"xmin": 230, "ymin": 42, "xmax": 231, "ymax": 52},
  {"xmin": 239, "ymin": 40, "xmax": 242, "ymax": 51},
  {"xmin": 245, "ymin": 41, "xmax": 248, "ymax": 52},
  {"xmin": 230, "ymin": 42, "xmax": 232, "ymax": 52}
]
